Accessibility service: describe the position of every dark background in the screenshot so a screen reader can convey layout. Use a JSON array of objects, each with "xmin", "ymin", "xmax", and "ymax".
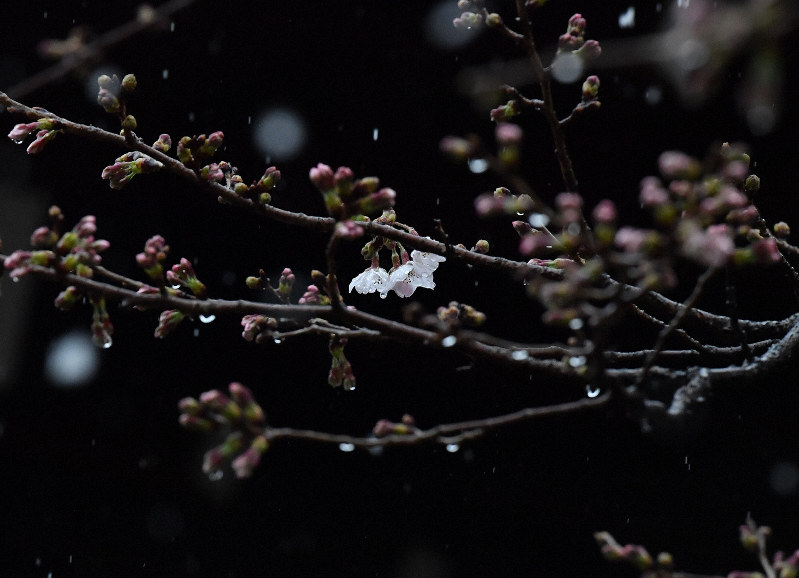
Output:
[{"xmin": 1, "ymin": 0, "xmax": 799, "ymax": 575}]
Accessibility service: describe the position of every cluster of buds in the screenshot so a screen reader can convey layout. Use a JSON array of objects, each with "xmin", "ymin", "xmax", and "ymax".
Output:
[
  {"xmin": 4, "ymin": 209, "xmax": 116, "ymax": 348},
  {"xmin": 96, "ymin": 73, "xmax": 136, "ymax": 114},
  {"xmin": 7, "ymin": 117, "xmax": 61, "ymax": 154},
  {"xmin": 96, "ymin": 73, "xmax": 137, "ymax": 130},
  {"xmin": 166, "ymin": 257, "xmax": 207, "ymax": 299},
  {"xmin": 176, "ymin": 131, "xmax": 226, "ymax": 174},
  {"xmin": 594, "ymin": 531, "xmax": 664, "ymax": 573},
  {"xmin": 489, "ymin": 99, "xmax": 521, "ymax": 123},
  {"xmin": 135, "ymin": 235, "xmax": 170, "ymax": 282},
  {"xmin": 328, "ymin": 336, "xmax": 356, "ymax": 390},
  {"xmin": 295, "ymin": 269, "xmax": 334, "ymax": 305},
  {"xmin": 20, "ymin": 210, "xmax": 110, "ymax": 280},
  {"xmin": 436, "ymin": 301, "xmax": 487, "ymax": 328},
  {"xmin": 372, "ymin": 414, "xmax": 418, "ymax": 438},
  {"xmin": 154, "ymin": 308, "xmax": 186, "ymax": 339},
  {"xmin": 240, "ymin": 314, "xmax": 278, "ymax": 343},
  {"xmin": 452, "ymin": 1, "xmax": 502, "ymax": 31},
  {"xmin": 245, "ymin": 267, "xmax": 295, "ymax": 303},
  {"xmin": 219, "ymin": 164, "xmax": 282, "ymax": 206},
  {"xmin": 475, "ymin": 187, "xmax": 535, "ymax": 218},
  {"xmin": 101, "ymin": 151, "xmax": 163, "ymax": 190},
  {"xmin": 557, "ymin": 13, "xmax": 601, "ymax": 61},
  {"xmin": 309, "ymin": 163, "xmax": 396, "ymax": 221},
  {"xmin": 639, "ymin": 145, "xmax": 781, "ymax": 269},
  {"xmin": 178, "ymin": 382, "xmax": 269, "ymax": 479}
]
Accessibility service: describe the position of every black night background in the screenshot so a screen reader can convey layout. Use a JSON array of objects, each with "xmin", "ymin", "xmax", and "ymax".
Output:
[{"xmin": 1, "ymin": 1, "xmax": 799, "ymax": 576}]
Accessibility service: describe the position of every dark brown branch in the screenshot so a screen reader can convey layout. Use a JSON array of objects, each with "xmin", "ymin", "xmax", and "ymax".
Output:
[{"xmin": 264, "ymin": 391, "xmax": 611, "ymax": 448}]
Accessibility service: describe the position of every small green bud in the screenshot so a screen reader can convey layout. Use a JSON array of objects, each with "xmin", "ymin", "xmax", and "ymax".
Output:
[
  {"xmin": 745, "ymin": 174, "xmax": 761, "ymax": 194},
  {"xmin": 473, "ymin": 239, "xmax": 490, "ymax": 254},
  {"xmin": 97, "ymin": 75, "xmax": 114, "ymax": 90},
  {"xmin": 774, "ymin": 222, "xmax": 791, "ymax": 239},
  {"xmin": 121, "ymin": 74, "xmax": 137, "ymax": 93},
  {"xmin": 485, "ymin": 13, "xmax": 502, "ymax": 27},
  {"xmin": 122, "ymin": 115, "xmax": 137, "ymax": 131}
]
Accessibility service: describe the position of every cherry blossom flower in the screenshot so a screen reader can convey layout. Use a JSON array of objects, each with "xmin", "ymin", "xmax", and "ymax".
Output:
[{"xmin": 348, "ymin": 266, "xmax": 390, "ymax": 295}]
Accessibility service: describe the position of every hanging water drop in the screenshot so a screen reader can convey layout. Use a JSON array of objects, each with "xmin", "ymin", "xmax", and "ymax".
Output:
[
  {"xmin": 445, "ymin": 443, "xmax": 460, "ymax": 453},
  {"xmin": 208, "ymin": 470, "xmax": 224, "ymax": 482},
  {"xmin": 339, "ymin": 443, "xmax": 355, "ymax": 452},
  {"xmin": 568, "ymin": 355, "xmax": 587, "ymax": 368},
  {"xmin": 441, "ymin": 335, "xmax": 457, "ymax": 348},
  {"xmin": 273, "ymin": 337, "xmax": 283, "ymax": 344},
  {"xmin": 586, "ymin": 385, "xmax": 600, "ymax": 398},
  {"xmin": 199, "ymin": 314, "xmax": 216, "ymax": 324},
  {"xmin": 511, "ymin": 350, "xmax": 529, "ymax": 361}
]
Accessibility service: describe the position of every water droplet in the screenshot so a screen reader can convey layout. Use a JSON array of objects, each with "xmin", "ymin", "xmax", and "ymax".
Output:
[
  {"xmin": 618, "ymin": 6, "xmax": 635, "ymax": 29},
  {"xmin": 551, "ymin": 52, "xmax": 584, "ymax": 84},
  {"xmin": 162, "ymin": 69, "xmax": 169, "ymax": 80},
  {"xmin": 253, "ymin": 107, "xmax": 308, "ymax": 162},
  {"xmin": 445, "ymin": 443, "xmax": 459, "ymax": 453},
  {"xmin": 568, "ymin": 355, "xmax": 587, "ymax": 368},
  {"xmin": 45, "ymin": 331, "xmax": 100, "ymax": 388},
  {"xmin": 468, "ymin": 158, "xmax": 488, "ymax": 174},
  {"xmin": 568, "ymin": 318, "xmax": 584, "ymax": 331},
  {"xmin": 436, "ymin": 197, "xmax": 440, "ymax": 206},
  {"xmin": 441, "ymin": 335, "xmax": 457, "ymax": 348},
  {"xmin": 169, "ymin": 21, "xmax": 175, "ymax": 32},
  {"xmin": 208, "ymin": 470, "xmax": 224, "ymax": 482},
  {"xmin": 344, "ymin": 382, "xmax": 356, "ymax": 392},
  {"xmin": 770, "ymin": 461, "xmax": 799, "ymax": 496},
  {"xmin": 372, "ymin": 127, "xmax": 379, "ymax": 141},
  {"xmin": 644, "ymin": 85, "xmax": 663, "ymax": 106},
  {"xmin": 528, "ymin": 213, "xmax": 550, "ymax": 228},
  {"xmin": 171, "ymin": 284, "xmax": 181, "ymax": 290},
  {"xmin": 11, "ymin": 276, "xmax": 19, "ymax": 283},
  {"xmin": 92, "ymin": 333, "xmax": 113, "ymax": 349},
  {"xmin": 273, "ymin": 337, "xmax": 283, "ymax": 344},
  {"xmin": 586, "ymin": 385, "xmax": 600, "ymax": 398},
  {"xmin": 199, "ymin": 314, "xmax": 216, "ymax": 324},
  {"xmin": 511, "ymin": 350, "xmax": 529, "ymax": 361},
  {"xmin": 193, "ymin": 328, "xmax": 199, "ymax": 337},
  {"xmin": 338, "ymin": 443, "xmax": 355, "ymax": 452}
]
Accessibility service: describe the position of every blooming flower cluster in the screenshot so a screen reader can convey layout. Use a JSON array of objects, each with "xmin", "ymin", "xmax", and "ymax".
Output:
[{"xmin": 349, "ymin": 249, "xmax": 445, "ymax": 299}]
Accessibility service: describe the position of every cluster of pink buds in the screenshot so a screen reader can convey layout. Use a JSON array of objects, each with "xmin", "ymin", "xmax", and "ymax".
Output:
[
  {"xmin": 7, "ymin": 117, "xmax": 60, "ymax": 154},
  {"xmin": 557, "ymin": 13, "xmax": 600, "ymax": 61},
  {"xmin": 101, "ymin": 151, "xmax": 163, "ymax": 190},
  {"xmin": 7, "ymin": 210, "xmax": 110, "ymax": 281},
  {"xmin": 178, "ymin": 382, "xmax": 268, "ymax": 479},
  {"xmin": 309, "ymin": 163, "xmax": 396, "ymax": 221},
  {"xmin": 240, "ymin": 314, "xmax": 278, "ymax": 343},
  {"xmin": 594, "ymin": 532, "xmax": 658, "ymax": 572},
  {"xmin": 373, "ymin": 414, "xmax": 418, "ymax": 438},
  {"xmin": 328, "ymin": 336, "xmax": 356, "ymax": 390},
  {"xmin": 166, "ymin": 257, "xmax": 207, "ymax": 299},
  {"xmin": 135, "ymin": 235, "xmax": 170, "ymax": 281}
]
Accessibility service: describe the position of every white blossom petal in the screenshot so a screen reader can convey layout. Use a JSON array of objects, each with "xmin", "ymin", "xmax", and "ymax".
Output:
[
  {"xmin": 410, "ymin": 249, "xmax": 445, "ymax": 276},
  {"xmin": 349, "ymin": 267, "xmax": 389, "ymax": 294}
]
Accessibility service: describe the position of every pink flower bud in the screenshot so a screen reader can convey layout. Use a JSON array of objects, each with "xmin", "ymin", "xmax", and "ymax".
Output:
[{"xmin": 309, "ymin": 163, "xmax": 335, "ymax": 190}]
